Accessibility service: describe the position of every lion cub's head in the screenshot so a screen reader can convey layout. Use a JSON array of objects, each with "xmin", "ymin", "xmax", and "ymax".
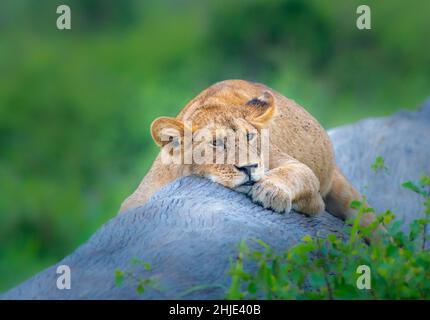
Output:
[{"xmin": 150, "ymin": 91, "xmax": 276, "ymax": 192}]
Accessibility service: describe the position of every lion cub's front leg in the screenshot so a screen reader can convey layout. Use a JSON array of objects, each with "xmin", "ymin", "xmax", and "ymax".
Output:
[{"xmin": 249, "ymin": 161, "xmax": 325, "ymax": 215}]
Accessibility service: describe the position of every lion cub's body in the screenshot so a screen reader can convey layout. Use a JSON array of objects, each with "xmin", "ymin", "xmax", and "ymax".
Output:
[{"xmin": 120, "ymin": 80, "xmax": 375, "ymax": 227}]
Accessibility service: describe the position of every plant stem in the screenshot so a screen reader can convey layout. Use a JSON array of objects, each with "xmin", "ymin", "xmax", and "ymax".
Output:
[{"xmin": 324, "ymin": 274, "xmax": 334, "ymax": 300}]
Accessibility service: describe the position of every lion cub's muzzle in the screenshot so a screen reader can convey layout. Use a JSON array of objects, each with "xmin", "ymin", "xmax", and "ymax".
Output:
[{"xmin": 235, "ymin": 163, "xmax": 260, "ymax": 186}]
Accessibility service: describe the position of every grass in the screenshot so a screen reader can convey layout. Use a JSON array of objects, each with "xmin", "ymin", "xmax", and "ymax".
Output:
[{"xmin": 226, "ymin": 170, "xmax": 430, "ymax": 299}]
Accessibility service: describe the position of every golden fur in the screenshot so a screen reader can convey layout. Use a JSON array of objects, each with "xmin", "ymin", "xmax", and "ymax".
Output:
[{"xmin": 119, "ymin": 80, "xmax": 376, "ymax": 227}]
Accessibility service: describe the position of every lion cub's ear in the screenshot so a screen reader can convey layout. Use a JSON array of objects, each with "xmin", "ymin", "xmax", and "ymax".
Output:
[
  {"xmin": 151, "ymin": 117, "xmax": 187, "ymax": 147},
  {"xmin": 246, "ymin": 91, "xmax": 276, "ymax": 129}
]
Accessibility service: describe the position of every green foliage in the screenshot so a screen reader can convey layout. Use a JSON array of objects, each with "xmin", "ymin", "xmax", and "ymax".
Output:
[
  {"xmin": 1, "ymin": 0, "xmax": 430, "ymax": 291},
  {"xmin": 114, "ymin": 269, "xmax": 125, "ymax": 287},
  {"xmin": 371, "ymin": 156, "xmax": 388, "ymax": 173},
  {"xmin": 114, "ymin": 258, "xmax": 157, "ymax": 296},
  {"xmin": 402, "ymin": 177, "xmax": 430, "ymax": 198},
  {"xmin": 226, "ymin": 175, "xmax": 430, "ymax": 299}
]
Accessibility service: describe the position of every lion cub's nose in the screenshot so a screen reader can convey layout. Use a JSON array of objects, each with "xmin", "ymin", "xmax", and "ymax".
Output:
[{"xmin": 235, "ymin": 163, "xmax": 258, "ymax": 177}]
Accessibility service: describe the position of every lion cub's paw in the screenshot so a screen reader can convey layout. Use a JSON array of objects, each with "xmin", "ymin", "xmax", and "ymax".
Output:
[
  {"xmin": 292, "ymin": 193, "xmax": 325, "ymax": 216},
  {"xmin": 249, "ymin": 176, "xmax": 292, "ymax": 213}
]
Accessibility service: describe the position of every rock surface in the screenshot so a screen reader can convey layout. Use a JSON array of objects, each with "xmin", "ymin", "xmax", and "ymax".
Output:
[{"xmin": 2, "ymin": 98, "xmax": 430, "ymax": 299}]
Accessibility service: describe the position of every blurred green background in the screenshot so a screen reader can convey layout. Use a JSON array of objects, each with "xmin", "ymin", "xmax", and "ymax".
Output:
[{"xmin": 0, "ymin": 0, "xmax": 429, "ymax": 292}]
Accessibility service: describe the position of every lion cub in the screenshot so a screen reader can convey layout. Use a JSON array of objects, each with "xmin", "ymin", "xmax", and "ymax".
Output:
[{"xmin": 120, "ymin": 80, "xmax": 376, "ymax": 228}]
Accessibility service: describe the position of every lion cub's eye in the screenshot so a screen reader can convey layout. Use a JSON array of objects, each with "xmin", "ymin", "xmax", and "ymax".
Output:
[
  {"xmin": 246, "ymin": 132, "xmax": 256, "ymax": 141},
  {"xmin": 212, "ymin": 138, "xmax": 225, "ymax": 148}
]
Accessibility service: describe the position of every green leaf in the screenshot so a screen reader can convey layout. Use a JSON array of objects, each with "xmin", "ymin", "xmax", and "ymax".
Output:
[
  {"xmin": 114, "ymin": 269, "xmax": 124, "ymax": 287},
  {"xmin": 136, "ymin": 281, "xmax": 145, "ymax": 295},
  {"xmin": 350, "ymin": 200, "xmax": 362, "ymax": 209},
  {"xmin": 247, "ymin": 282, "xmax": 257, "ymax": 294},
  {"xmin": 419, "ymin": 175, "xmax": 430, "ymax": 187},
  {"xmin": 371, "ymin": 156, "xmax": 388, "ymax": 173},
  {"xmin": 327, "ymin": 234, "xmax": 337, "ymax": 243},
  {"xmin": 386, "ymin": 244, "xmax": 397, "ymax": 258},
  {"xmin": 255, "ymin": 239, "xmax": 270, "ymax": 249},
  {"xmin": 402, "ymin": 181, "xmax": 426, "ymax": 196},
  {"xmin": 130, "ymin": 257, "xmax": 142, "ymax": 266},
  {"xmin": 309, "ymin": 272, "xmax": 325, "ymax": 289},
  {"xmin": 302, "ymin": 235, "xmax": 313, "ymax": 242}
]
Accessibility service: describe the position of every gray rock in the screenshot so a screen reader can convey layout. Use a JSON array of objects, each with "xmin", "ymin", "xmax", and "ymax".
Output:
[
  {"xmin": 2, "ymin": 99, "xmax": 429, "ymax": 300},
  {"xmin": 330, "ymin": 97, "xmax": 430, "ymax": 229}
]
